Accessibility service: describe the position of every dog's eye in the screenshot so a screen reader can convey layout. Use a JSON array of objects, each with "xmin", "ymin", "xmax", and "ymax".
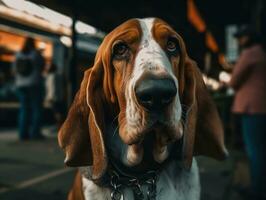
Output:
[
  {"xmin": 166, "ymin": 37, "xmax": 179, "ymax": 53},
  {"xmin": 112, "ymin": 41, "xmax": 129, "ymax": 59}
]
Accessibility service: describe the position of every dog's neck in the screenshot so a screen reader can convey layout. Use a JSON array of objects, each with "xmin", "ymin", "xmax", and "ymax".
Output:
[
  {"xmin": 79, "ymin": 120, "xmax": 199, "ymax": 200},
  {"xmin": 81, "ymin": 158, "xmax": 201, "ymax": 200}
]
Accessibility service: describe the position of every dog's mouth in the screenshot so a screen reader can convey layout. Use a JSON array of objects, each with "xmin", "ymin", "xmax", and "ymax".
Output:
[
  {"xmin": 126, "ymin": 117, "xmax": 182, "ymax": 144},
  {"xmin": 125, "ymin": 120, "xmax": 183, "ymax": 167}
]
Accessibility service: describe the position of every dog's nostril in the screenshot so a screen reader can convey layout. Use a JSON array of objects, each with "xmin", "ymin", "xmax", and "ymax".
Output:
[
  {"xmin": 138, "ymin": 94, "xmax": 153, "ymax": 108},
  {"xmin": 135, "ymin": 78, "xmax": 177, "ymax": 110},
  {"xmin": 162, "ymin": 95, "xmax": 174, "ymax": 105},
  {"xmin": 138, "ymin": 94, "xmax": 152, "ymax": 103}
]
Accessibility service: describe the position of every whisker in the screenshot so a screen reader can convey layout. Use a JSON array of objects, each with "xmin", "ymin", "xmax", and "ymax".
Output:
[
  {"xmin": 112, "ymin": 117, "xmax": 127, "ymax": 137},
  {"xmin": 111, "ymin": 110, "xmax": 126, "ymax": 126},
  {"xmin": 180, "ymin": 118, "xmax": 186, "ymax": 127},
  {"xmin": 111, "ymin": 115, "xmax": 119, "ymax": 125},
  {"xmin": 111, "ymin": 112, "xmax": 121, "ymax": 125},
  {"xmin": 112, "ymin": 125, "xmax": 119, "ymax": 137}
]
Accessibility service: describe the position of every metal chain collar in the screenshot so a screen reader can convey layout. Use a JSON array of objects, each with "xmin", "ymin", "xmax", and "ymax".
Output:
[{"xmin": 110, "ymin": 170, "xmax": 158, "ymax": 200}]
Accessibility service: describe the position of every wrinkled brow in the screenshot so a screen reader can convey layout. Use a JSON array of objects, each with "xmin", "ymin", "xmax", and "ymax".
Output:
[{"xmin": 109, "ymin": 19, "xmax": 142, "ymax": 44}]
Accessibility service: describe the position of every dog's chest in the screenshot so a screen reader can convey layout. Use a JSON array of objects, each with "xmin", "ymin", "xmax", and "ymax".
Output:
[{"xmin": 82, "ymin": 159, "xmax": 200, "ymax": 200}]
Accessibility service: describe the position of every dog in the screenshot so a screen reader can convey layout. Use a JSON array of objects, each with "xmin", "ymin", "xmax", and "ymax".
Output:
[{"xmin": 58, "ymin": 17, "xmax": 228, "ymax": 200}]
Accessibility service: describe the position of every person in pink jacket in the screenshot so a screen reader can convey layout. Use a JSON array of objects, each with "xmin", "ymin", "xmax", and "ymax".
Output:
[{"xmin": 230, "ymin": 26, "xmax": 266, "ymax": 200}]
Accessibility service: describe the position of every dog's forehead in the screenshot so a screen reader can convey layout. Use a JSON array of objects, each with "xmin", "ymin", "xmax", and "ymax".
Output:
[
  {"xmin": 137, "ymin": 18, "xmax": 155, "ymax": 39},
  {"xmin": 136, "ymin": 18, "xmax": 173, "ymax": 41},
  {"xmin": 130, "ymin": 18, "xmax": 174, "ymax": 80},
  {"xmin": 134, "ymin": 18, "xmax": 169, "ymax": 58},
  {"xmin": 136, "ymin": 18, "xmax": 173, "ymax": 50},
  {"xmin": 106, "ymin": 18, "xmax": 172, "ymax": 46}
]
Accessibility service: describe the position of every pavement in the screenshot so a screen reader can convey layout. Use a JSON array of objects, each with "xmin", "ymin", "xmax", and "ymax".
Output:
[
  {"xmin": 0, "ymin": 127, "xmax": 75, "ymax": 200},
  {"xmin": 0, "ymin": 127, "xmax": 247, "ymax": 200}
]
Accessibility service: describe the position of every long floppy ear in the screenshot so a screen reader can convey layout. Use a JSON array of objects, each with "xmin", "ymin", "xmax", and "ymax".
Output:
[
  {"xmin": 58, "ymin": 38, "xmax": 116, "ymax": 181},
  {"xmin": 58, "ymin": 65, "xmax": 109, "ymax": 181},
  {"xmin": 58, "ymin": 69, "xmax": 93, "ymax": 167},
  {"xmin": 182, "ymin": 58, "xmax": 228, "ymax": 168}
]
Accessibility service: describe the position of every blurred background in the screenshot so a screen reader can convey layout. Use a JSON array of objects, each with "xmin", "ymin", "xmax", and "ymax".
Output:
[{"xmin": 0, "ymin": 0, "xmax": 265, "ymax": 199}]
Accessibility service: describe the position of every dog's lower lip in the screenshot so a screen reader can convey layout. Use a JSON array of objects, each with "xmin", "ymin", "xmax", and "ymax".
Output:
[
  {"xmin": 154, "ymin": 121, "xmax": 162, "ymax": 126},
  {"xmin": 126, "ymin": 137, "xmax": 144, "ymax": 145},
  {"xmin": 152, "ymin": 121, "xmax": 165, "ymax": 130},
  {"xmin": 125, "ymin": 122, "xmax": 167, "ymax": 145},
  {"xmin": 127, "ymin": 141, "xmax": 140, "ymax": 145}
]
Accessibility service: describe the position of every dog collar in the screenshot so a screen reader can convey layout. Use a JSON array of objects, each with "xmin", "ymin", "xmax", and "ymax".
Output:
[{"xmin": 108, "ymin": 169, "xmax": 158, "ymax": 200}]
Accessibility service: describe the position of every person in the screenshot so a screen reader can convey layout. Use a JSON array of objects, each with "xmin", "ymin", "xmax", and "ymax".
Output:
[
  {"xmin": 13, "ymin": 37, "xmax": 45, "ymax": 140},
  {"xmin": 44, "ymin": 62, "xmax": 64, "ymax": 131},
  {"xmin": 227, "ymin": 26, "xmax": 266, "ymax": 200}
]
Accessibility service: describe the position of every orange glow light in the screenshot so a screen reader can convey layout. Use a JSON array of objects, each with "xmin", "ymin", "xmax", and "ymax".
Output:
[
  {"xmin": 187, "ymin": 0, "xmax": 206, "ymax": 32},
  {"xmin": 218, "ymin": 53, "xmax": 226, "ymax": 65},
  {"xmin": 206, "ymin": 31, "xmax": 219, "ymax": 52},
  {"xmin": 0, "ymin": 30, "xmax": 53, "ymax": 62}
]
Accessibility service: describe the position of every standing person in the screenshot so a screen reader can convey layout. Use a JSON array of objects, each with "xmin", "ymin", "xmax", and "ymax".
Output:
[
  {"xmin": 13, "ymin": 37, "xmax": 45, "ymax": 140},
  {"xmin": 228, "ymin": 26, "xmax": 266, "ymax": 200}
]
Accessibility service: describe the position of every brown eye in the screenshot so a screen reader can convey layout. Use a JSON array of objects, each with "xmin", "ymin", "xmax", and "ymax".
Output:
[
  {"xmin": 112, "ymin": 41, "xmax": 129, "ymax": 59},
  {"xmin": 166, "ymin": 37, "xmax": 178, "ymax": 53}
]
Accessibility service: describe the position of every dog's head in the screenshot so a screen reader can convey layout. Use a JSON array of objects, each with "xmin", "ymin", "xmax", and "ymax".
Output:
[{"xmin": 58, "ymin": 18, "xmax": 228, "ymax": 181}]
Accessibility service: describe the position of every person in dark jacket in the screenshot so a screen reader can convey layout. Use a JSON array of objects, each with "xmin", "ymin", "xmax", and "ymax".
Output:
[
  {"xmin": 13, "ymin": 37, "xmax": 45, "ymax": 140},
  {"xmin": 229, "ymin": 26, "xmax": 266, "ymax": 200}
]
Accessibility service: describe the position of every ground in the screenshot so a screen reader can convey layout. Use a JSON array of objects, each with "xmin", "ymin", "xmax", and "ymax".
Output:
[{"xmin": 0, "ymin": 127, "xmax": 246, "ymax": 200}]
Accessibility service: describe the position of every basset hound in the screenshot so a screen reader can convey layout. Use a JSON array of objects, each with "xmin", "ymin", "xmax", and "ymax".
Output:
[{"xmin": 58, "ymin": 18, "xmax": 228, "ymax": 200}]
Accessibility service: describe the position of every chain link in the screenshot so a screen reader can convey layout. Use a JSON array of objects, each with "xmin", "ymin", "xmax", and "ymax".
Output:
[
  {"xmin": 129, "ymin": 178, "xmax": 144, "ymax": 200},
  {"xmin": 146, "ymin": 171, "xmax": 157, "ymax": 200},
  {"xmin": 109, "ymin": 170, "xmax": 158, "ymax": 200},
  {"xmin": 110, "ymin": 172, "xmax": 123, "ymax": 200}
]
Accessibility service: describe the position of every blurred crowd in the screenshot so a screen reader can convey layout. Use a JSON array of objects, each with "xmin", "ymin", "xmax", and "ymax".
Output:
[
  {"xmin": 13, "ymin": 37, "xmax": 64, "ymax": 140},
  {"xmin": 218, "ymin": 26, "xmax": 266, "ymax": 200}
]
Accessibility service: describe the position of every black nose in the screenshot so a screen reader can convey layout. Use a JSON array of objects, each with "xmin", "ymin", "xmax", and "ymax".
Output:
[{"xmin": 135, "ymin": 78, "xmax": 177, "ymax": 111}]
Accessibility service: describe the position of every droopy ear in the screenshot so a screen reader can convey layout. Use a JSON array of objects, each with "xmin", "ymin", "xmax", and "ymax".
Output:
[
  {"xmin": 182, "ymin": 58, "xmax": 228, "ymax": 168},
  {"xmin": 58, "ymin": 39, "xmax": 116, "ymax": 181},
  {"xmin": 85, "ymin": 56, "xmax": 109, "ymax": 180},
  {"xmin": 58, "ymin": 69, "xmax": 93, "ymax": 167},
  {"xmin": 84, "ymin": 36, "xmax": 118, "ymax": 180}
]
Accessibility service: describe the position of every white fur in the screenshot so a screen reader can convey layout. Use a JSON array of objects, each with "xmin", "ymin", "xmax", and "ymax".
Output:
[
  {"xmin": 153, "ymin": 146, "xmax": 169, "ymax": 163},
  {"xmin": 126, "ymin": 144, "xmax": 144, "ymax": 166},
  {"xmin": 125, "ymin": 18, "xmax": 182, "ymax": 136},
  {"xmin": 82, "ymin": 177, "xmax": 110, "ymax": 200},
  {"xmin": 82, "ymin": 158, "xmax": 200, "ymax": 200},
  {"xmin": 124, "ymin": 18, "xmax": 182, "ymax": 164}
]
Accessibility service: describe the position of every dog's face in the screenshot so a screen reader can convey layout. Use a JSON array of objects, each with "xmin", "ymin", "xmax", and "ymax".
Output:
[
  {"xmin": 58, "ymin": 18, "xmax": 228, "ymax": 181},
  {"xmin": 110, "ymin": 18, "xmax": 184, "ymax": 166}
]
